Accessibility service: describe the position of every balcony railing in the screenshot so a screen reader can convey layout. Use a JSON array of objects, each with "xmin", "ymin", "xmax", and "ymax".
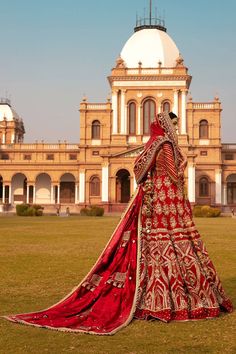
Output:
[
  {"xmin": 0, "ymin": 143, "xmax": 79, "ymax": 150},
  {"xmin": 191, "ymin": 103, "xmax": 215, "ymax": 109},
  {"xmin": 222, "ymin": 144, "xmax": 236, "ymax": 150}
]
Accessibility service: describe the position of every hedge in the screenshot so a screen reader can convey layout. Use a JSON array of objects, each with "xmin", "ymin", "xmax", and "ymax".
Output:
[
  {"xmin": 16, "ymin": 204, "xmax": 44, "ymax": 216},
  {"xmin": 80, "ymin": 205, "xmax": 104, "ymax": 217},
  {"xmin": 193, "ymin": 205, "xmax": 221, "ymax": 217}
]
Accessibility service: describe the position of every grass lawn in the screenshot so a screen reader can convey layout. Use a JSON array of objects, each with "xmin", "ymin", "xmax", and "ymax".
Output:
[{"xmin": 0, "ymin": 215, "xmax": 235, "ymax": 354}]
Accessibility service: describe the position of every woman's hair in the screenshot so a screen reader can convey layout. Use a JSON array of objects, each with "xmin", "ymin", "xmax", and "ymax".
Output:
[{"xmin": 168, "ymin": 112, "xmax": 177, "ymax": 120}]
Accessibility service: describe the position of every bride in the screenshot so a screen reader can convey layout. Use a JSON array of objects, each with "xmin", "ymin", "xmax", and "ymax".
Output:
[{"xmin": 4, "ymin": 111, "xmax": 233, "ymax": 334}]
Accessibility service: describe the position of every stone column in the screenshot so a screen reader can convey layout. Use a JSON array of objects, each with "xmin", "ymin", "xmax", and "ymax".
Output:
[
  {"xmin": 215, "ymin": 169, "xmax": 222, "ymax": 204},
  {"xmin": 112, "ymin": 90, "xmax": 118, "ymax": 134},
  {"xmin": 11, "ymin": 133, "xmax": 15, "ymax": 143},
  {"xmin": 173, "ymin": 89, "xmax": 179, "ymax": 115},
  {"xmin": 181, "ymin": 89, "xmax": 187, "ymax": 134},
  {"xmin": 102, "ymin": 163, "xmax": 109, "ymax": 202},
  {"xmin": 8, "ymin": 184, "xmax": 12, "ymax": 204},
  {"xmin": 33, "ymin": 185, "xmax": 36, "ymax": 204},
  {"xmin": 2, "ymin": 132, "xmax": 5, "ymax": 144},
  {"xmin": 26, "ymin": 184, "xmax": 29, "ymax": 204},
  {"xmin": 79, "ymin": 170, "xmax": 85, "ymax": 203},
  {"xmin": 57, "ymin": 184, "xmax": 60, "ymax": 204},
  {"xmin": 187, "ymin": 163, "xmax": 196, "ymax": 203},
  {"xmin": 223, "ymin": 183, "xmax": 227, "ymax": 205},
  {"xmin": 2, "ymin": 184, "xmax": 5, "ymax": 203},
  {"xmin": 120, "ymin": 90, "xmax": 126, "ymax": 134},
  {"xmin": 137, "ymin": 105, "xmax": 141, "ymax": 135},
  {"xmin": 75, "ymin": 184, "xmax": 79, "ymax": 204}
]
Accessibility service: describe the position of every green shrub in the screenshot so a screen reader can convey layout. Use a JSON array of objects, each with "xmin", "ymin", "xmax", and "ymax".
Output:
[
  {"xmin": 16, "ymin": 204, "xmax": 30, "ymax": 216},
  {"xmin": 201, "ymin": 205, "xmax": 211, "ymax": 217},
  {"xmin": 193, "ymin": 205, "xmax": 202, "ymax": 217},
  {"xmin": 80, "ymin": 205, "xmax": 104, "ymax": 217},
  {"xmin": 16, "ymin": 203, "xmax": 43, "ymax": 216},
  {"xmin": 80, "ymin": 208, "xmax": 90, "ymax": 216},
  {"xmin": 193, "ymin": 205, "xmax": 221, "ymax": 218}
]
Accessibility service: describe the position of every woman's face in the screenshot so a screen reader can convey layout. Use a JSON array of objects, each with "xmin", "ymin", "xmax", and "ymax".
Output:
[{"xmin": 171, "ymin": 117, "xmax": 179, "ymax": 131}]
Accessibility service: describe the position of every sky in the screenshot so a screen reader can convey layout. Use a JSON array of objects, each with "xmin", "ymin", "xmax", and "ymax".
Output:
[{"xmin": 0, "ymin": 0, "xmax": 236, "ymax": 143}]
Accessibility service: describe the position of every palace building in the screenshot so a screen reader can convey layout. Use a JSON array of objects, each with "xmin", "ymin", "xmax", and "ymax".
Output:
[{"xmin": 0, "ymin": 17, "xmax": 236, "ymax": 213}]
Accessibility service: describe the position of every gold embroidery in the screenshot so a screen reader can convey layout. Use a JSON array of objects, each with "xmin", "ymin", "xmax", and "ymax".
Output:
[
  {"xmin": 121, "ymin": 230, "xmax": 131, "ymax": 247},
  {"xmin": 82, "ymin": 274, "xmax": 102, "ymax": 292},
  {"xmin": 107, "ymin": 272, "xmax": 127, "ymax": 288}
]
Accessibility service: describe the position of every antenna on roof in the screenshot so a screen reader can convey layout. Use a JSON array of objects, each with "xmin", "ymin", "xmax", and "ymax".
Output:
[
  {"xmin": 134, "ymin": 0, "xmax": 166, "ymax": 32},
  {"xmin": 149, "ymin": 0, "xmax": 152, "ymax": 25}
]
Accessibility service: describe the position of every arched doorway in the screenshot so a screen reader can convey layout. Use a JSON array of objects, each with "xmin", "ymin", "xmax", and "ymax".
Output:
[
  {"xmin": 35, "ymin": 173, "xmax": 51, "ymax": 204},
  {"xmin": 227, "ymin": 174, "xmax": 236, "ymax": 204},
  {"xmin": 60, "ymin": 173, "xmax": 75, "ymax": 203},
  {"xmin": 11, "ymin": 173, "xmax": 27, "ymax": 203},
  {"xmin": 116, "ymin": 169, "xmax": 130, "ymax": 203}
]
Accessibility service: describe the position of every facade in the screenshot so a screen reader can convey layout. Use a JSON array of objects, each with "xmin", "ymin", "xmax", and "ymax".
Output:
[{"xmin": 0, "ymin": 19, "xmax": 236, "ymax": 213}]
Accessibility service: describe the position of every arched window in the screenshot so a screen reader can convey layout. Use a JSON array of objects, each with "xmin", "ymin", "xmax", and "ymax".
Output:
[
  {"xmin": 92, "ymin": 120, "xmax": 101, "ymax": 139},
  {"xmin": 199, "ymin": 177, "xmax": 209, "ymax": 197},
  {"xmin": 90, "ymin": 176, "xmax": 100, "ymax": 196},
  {"xmin": 162, "ymin": 101, "xmax": 171, "ymax": 113},
  {"xmin": 199, "ymin": 120, "xmax": 209, "ymax": 139},
  {"xmin": 128, "ymin": 102, "xmax": 136, "ymax": 135},
  {"xmin": 143, "ymin": 99, "xmax": 156, "ymax": 135}
]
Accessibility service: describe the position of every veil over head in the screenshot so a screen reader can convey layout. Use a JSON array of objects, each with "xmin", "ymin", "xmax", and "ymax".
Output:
[
  {"xmin": 134, "ymin": 114, "xmax": 170, "ymax": 184},
  {"xmin": 134, "ymin": 112, "xmax": 184, "ymax": 184}
]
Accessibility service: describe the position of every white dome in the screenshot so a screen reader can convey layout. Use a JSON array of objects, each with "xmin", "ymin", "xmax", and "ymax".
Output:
[
  {"xmin": 0, "ymin": 103, "xmax": 20, "ymax": 121},
  {"xmin": 120, "ymin": 28, "xmax": 180, "ymax": 68}
]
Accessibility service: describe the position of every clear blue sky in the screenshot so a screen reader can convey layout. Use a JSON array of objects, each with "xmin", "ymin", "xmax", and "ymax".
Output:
[{"xmin": 0, "ymin": 0, "xmax": 235, "ymax": 142}]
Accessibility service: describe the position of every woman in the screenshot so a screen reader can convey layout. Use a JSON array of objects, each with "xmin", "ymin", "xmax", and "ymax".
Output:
[{"xmin": 3, "ymin": 112, "xmax": 233, "ymax": 334}]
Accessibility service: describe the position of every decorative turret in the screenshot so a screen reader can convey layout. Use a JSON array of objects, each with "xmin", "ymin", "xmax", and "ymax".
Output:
[{"xmin": 0, "ymin": 98, "xmax": 25, "ymax": 144}]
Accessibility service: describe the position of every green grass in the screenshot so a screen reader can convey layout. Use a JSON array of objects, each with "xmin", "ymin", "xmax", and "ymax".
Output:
[{"xmin": 0, "ymin": 215, "xmax": 235, "ymax": 354}]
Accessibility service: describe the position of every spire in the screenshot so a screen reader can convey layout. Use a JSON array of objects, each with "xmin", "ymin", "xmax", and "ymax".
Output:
[
  {"xmin": 134, "ymin": 0, "xmax": 166, "ymax": 33},
  {"xmin": 149, "ymin": 0, "xmax": 152, "ymax": 25}
]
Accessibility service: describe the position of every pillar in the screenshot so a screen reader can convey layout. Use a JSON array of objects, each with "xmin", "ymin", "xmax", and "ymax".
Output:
[
  {"xmin": 102, "ymin": 164, "xmax": 109, "ymax": 202},
  {"xmin": 9, "ymin": 184, "xmax": 12, "ymax": 204},
  {"xmin": 181, "ymin": 89, "xmax": 187, "ymax": 134},
  {"xmin": 2, "ymin": 132, "xmax": 5, "ymax": 144},
  {"xmin": 223, "ymin": 183, "xmax": 227, "ymax": 205},
  {"xmin": 112, "ymin": 90, "xmax": 118, "ymax": 134},
  {"xmin": 75, "ymin": 184, "xmax": 79, "ymax": 203},
  {"xmin": 11, "ymin": 133, "xmax": 15, "ymax": 143},
  {"xmin": 137, "ymin": 105, "xmax": 141, "ymax": 135},
  {"xmin": 2, "ymin": 184, "xmax": 5, "ymax": 203},
  {"xmin": 215, "ymin": 170, "xmax": 222, "ymax": 204},
  {"xmin": 57, "ymin": 184, "xmax": 60, "ymax": 204},
  {"xmin": 173, "ymin": 89, "xmax": 179, "ymax": 115},
  {"xmin": 33, "ymin": 185, "xmax": 36, "ymax": 204},
  {"xmin": 188, "ymin": 163, "xmax": 195, "ymax": 203},
  {"xmin": 120, "ymin": 90, "xmax": 126, "ymax": 134},
  {"xmin": 79, "ymin": 171, "xmax": 85, "ymax": 203},
  {"xmin": 26, "ymin": 184, "xmax": 29, "ymax": 204}
]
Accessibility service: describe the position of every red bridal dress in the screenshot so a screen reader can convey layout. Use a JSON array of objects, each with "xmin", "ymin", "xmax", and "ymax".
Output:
[{"xmin": 4, "ymin": 114, "xmax": 233, "ymax": 335}]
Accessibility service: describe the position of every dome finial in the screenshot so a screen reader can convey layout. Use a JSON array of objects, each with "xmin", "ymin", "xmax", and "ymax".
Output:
[{"xmin": 134, "ymin": 0, "xmax": 166, "ymax": 32}]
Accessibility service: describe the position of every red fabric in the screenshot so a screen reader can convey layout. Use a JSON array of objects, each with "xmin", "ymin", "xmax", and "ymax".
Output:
[
  {"xmin": 5, "ymin": 188, "xmax": 144, "ymax": 335},
  {"xmin": 4, "ymin": 118, "xmax": 233, "ymax": 334},
  {"xmin": 135, "ymin": 168, "xmax": 233, "ymax": 322}
]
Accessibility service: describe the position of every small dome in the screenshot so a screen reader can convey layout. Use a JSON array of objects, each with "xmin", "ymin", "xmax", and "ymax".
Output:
[
  {"xmin": 0, "ymin": 102, "xmax": 20, "ymax": 121},
  {"xmin": 120, "ymin": 28, "xmax": 180, "ymax": 68}
]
